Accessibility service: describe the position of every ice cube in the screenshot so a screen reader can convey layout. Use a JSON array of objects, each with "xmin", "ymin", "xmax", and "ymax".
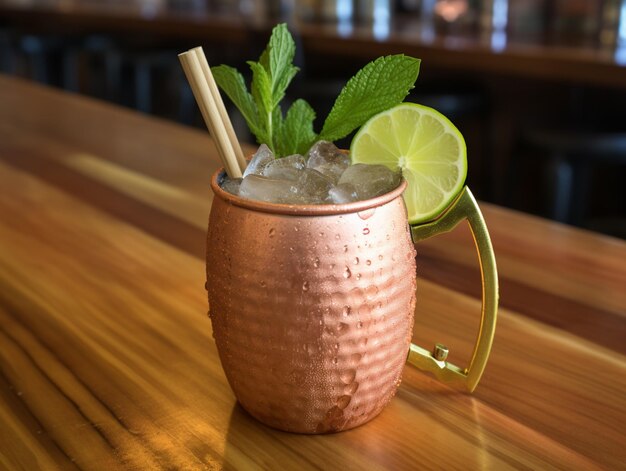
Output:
[
  {"xmin": 243, "ymin": 144, "xmax": 275, "ymax": 177},
  {"xmin": 338, "ymin": 163, "xmax": 402, "ymax": 200},
  {"xmin": 306, "ymin": 140, "xmax": 351, "ymax": 183},
  {"xmin": 221, "ymin": 177, "xmax": 242, "ymax": 196},
  {"xmin": 263, "ymin": 154, "xmax": 306, "ymax": 181},
  {"xmin": 239, "ymin": 174, "xmax": 303, "ymax": 204},
  {"xmin": 329, "ymin": 183, "xmax": 359, "ymax": 204},
  {"xmin": 296, "ymin": 169, "xmax": 334, "ymax": 204}
]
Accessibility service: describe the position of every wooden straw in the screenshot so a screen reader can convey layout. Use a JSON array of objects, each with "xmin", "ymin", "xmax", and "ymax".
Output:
[
  {"xmin": 192, "ymin": 47, "xmax": 247, "ymax": 174},
  {"xmin": 178, "ymin": 50, "xmax": 242, "ymax": 179}
]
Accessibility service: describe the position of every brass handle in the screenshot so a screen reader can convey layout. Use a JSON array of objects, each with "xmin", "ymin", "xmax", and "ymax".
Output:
[{"xmin": 407, "ymin": 186, "xmax": 498, "ymax": 392}]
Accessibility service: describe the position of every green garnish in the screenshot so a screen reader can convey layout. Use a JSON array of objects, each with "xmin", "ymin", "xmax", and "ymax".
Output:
[{"xmin": 212, "ymin": 23, "xmax": 421, "ymax": 157}]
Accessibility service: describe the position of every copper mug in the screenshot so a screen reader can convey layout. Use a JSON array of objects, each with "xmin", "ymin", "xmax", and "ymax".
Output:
[{"xmin": 206, "ymin": 169, "xmax": 498, "ymax": 434}]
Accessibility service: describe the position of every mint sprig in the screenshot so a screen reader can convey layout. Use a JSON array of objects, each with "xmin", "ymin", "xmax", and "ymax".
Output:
[
  {"xmin": 318, "ymin": 55, "xmax": 421, "ymax": 142},
  {"xmin": 212, "ymin": 23, "xmax": 421, "ymax": 157},
  {"xmin": 212, "ymin": 24, "xmax": 300, "ymax": 152}
]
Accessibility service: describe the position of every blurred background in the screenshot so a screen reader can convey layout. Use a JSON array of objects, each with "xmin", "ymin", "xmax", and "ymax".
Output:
[{"xmin": 1, "ymin": 0, "xmax": 625, "ymax": 238}]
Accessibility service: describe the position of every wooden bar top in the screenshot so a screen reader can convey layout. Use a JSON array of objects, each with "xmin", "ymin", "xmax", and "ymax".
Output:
[{"xmin": 0, "ymin": 75, "xmax": 625, "ymax": 469}]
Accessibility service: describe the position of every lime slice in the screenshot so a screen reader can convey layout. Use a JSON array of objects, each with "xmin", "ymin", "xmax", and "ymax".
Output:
[{"xmin": 350, "ymin": 103, "xmax": 467, "ymax": 224}]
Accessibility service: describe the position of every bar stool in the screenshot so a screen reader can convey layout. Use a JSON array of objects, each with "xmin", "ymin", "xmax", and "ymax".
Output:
[
  {"xmin": 516, "ymin": 128, "xmax": 626, "ymax": 227},
  {"xmin": 0, "ymin": 28, "xmax": 16, "ymax": 74},
  {"xmin": 10, "ymin": 34, "xmax": 71, "ymax": 86}
]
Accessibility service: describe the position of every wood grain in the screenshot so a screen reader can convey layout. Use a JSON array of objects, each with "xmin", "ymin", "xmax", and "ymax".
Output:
[{"xmin": 1, "ymin": 75, "xmax": 625, "ymax": 469}]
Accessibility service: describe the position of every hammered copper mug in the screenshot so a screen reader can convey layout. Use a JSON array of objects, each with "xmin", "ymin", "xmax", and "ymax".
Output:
[{"xmin": 206, "ymin": 169, "xmax": 498, "ymax": 434}]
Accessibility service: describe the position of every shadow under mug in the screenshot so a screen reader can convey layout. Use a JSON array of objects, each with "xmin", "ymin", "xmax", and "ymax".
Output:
[{"xmin": 206, "ymin": 168, "xmax": 498, "ymax": 434}]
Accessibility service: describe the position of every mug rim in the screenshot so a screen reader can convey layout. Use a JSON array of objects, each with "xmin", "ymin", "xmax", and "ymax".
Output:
[{"xmin": 210, "ymin": 168, "xmax": 407, "ymax": 216}]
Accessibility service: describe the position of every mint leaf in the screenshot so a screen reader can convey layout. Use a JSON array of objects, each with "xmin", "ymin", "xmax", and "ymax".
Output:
[
  {"xmin": 252, "ymin": 23, "xmax": 299, "ymax": 152},
  {"xmin": 248, "ymin": 61, "xmax": 272, "ymax": 115},
  {"xmin": 248, "ymin": 60, "xmax": 273, "ymax": 146},
  {"xmin": 263, "ymin": 23, "xmax": 299, "ymax": 108},
  {"xmin": 276, "ymin": 99, "xmax": 317, "ymax": 156},
  {"xmin": 211, "ymin": 65, "xmax": 263, "ymax": 140},
  {"xmin": 319, "ymin": 55, "xmax": 421, "ymax": 142},
  {"xmin": 269, "ymin": 106, "xmax": 284, "ymax": 155}
]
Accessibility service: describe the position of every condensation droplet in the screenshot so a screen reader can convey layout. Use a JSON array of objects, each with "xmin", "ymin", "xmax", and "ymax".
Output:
[
  {"xmin": 337, "ymin": 322, "xmax": 349, "ymax": 336},
  {"xmin": 294, "ymin": 226, "xmax": 299, "ymax": 232},
  {"xmin": 358, "ymin": 304, "xmax": 371, "ymax": 317},
  {"xmin": 342, "ymin": 306, "xmax": 351, "ymax": 317},
  {"xmin": 366, "ymin": 259, "xmax": 371, "ymax": 266},
  {"xmin": 343, "ymin": 267, "xmax": 351, "ymax": 279},
  {"xmin": 332, "ymin": 357, "xmax": 338, "ymax": 365},
  {"xmin": 269, "ymin": 228, "xmax": 276, "ymax": 238},
  {"xmin": 302, "ymin": 281, "xmax": 309, "ymax": 291},
  {"xmin": 344, "ymin": 382, "xmax": 359, "ymax": 395},
  {"xmin": 358, "ymin": 208, "xmax": 375, "ymax": 220},
  {"xmin": 365, "ymin": 285, "xmax": 378, "ymax": 299},
  {"xmin": 336, "ymin": 395, "xmax": 352, "ymax": 409},
  {"xmin": 343, "ymin": 244, "xmax": 348, "ymax": 253},
  {"xmin": 353, "ymin": 257, "xmax": 359, "ymax": 265},
  {"xmin": 378, "ymin": 254, "xmax": 383, "ymax": 261},
  {"xmin": 362, "ymin": 227, "xmax": 370, "ymax": 235},
  {"xmin": 355, "ymin": 273, "xmax": 361, "ymax": 280},
  {"xmin": 335, "ymin": 234, "xmax": 340, "ymax": 240},
  {"xmin": 260, "ymin": 280, "xmax": 266, "ymax": 288},
  {"xmin": 313, "ymin": 257, "xmax": 320, "ymax": 268},
  {"xmin": 357, "ymin": 321, "xmax": 363, "ymax": 329},
  {"xmin": 340, "ymin": 369, "xmax": 357, "ymax": 384},
  {"xmin": 319, "ymin": 232, "xmax": 325, "ymax": 237},
  {"xmin": 350, "ymin": 353, "xmax": 362, "ymax": 363}
]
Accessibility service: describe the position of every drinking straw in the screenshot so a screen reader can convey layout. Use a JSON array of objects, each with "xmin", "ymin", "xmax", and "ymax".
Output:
[
  {"xmin": 192, "ymin": 47, "xmax": 247, "ymax": 174},
  {"xmin": 178, "ymin": 50, "xmax": 242, "ymax": 179}
]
